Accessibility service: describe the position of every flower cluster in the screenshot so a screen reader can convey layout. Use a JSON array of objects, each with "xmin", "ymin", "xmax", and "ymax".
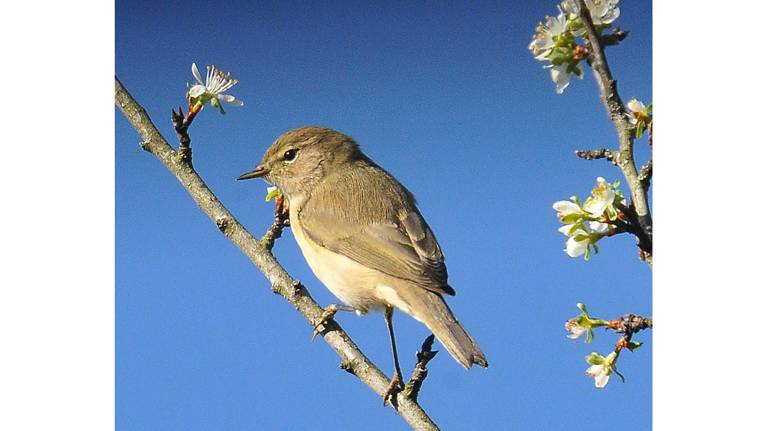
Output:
[
  {"xmin": 627, "ymin": 98, "xmax": 653, "ymax": 138},
  {"xmin": 553, "ymin": 177, "xmax": 625, "ymax": 260},
  {"xmin": 529, "ymin": 0, "xmax": 621, "ymax": 93},
  {"xmin": 187, "ymin": 63, "xmax": 244, "ymax": 115}
]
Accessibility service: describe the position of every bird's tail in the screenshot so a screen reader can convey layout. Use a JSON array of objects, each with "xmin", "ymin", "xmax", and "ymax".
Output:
[{"xmin": 408, "ymin": 289, "xmax": 488, "ymax": 369}]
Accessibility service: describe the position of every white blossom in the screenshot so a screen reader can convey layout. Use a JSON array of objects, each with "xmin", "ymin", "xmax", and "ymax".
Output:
[
  {"xmin": 586, "ymin": 363, "xmax": 611, "ymax": 388},
  {"xmin": 559, "ymin": 225, "xmax": 590, "ymax": 257},
  {"xmin": 188, "ymin": 63, "xmax": 243, "ymax": 113},
  {"xmin": 565, "ymin": 319, "xmax": 588, "ymax": 339},
  {"xmin": 627, "ymin": 98, "xmax": 646, "ymax": 116},
  {"xmin": 561, "ymin": 0, "xmax": 620, "ymax": 27},
  {"xmin": 583, "ymin": 177, "xmax": 616, "ymax": 218},
  {"xmin": 585, "ymin": 351, "xmax": 618, "ymax": 388},
  {"xmin": 553, "ymin": 200, "xmax": 582, "ymax": 221},
  {"xmin": 529, "ymin": 12, "xmax": 569, "ymax": 61},
  {"xmin": 626, "ymin": 98, "xmax": 651, "ymax": 125},
  {"xmin": 549, "ymin": 64, "xmax": 575, "ymax": 94}
]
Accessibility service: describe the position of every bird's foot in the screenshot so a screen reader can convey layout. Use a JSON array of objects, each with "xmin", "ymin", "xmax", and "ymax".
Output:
[
  {"xmin": 312, "ymin": 304, "xmax": 354, "ymax": 341},
  {"xmin": 383, "ymin": 372, "xmax": 404, "ymax": 406}
]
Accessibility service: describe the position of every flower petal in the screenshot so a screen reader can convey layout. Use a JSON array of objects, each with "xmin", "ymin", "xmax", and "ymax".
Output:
[
  {"xmin": 586, "ymin": 364, "xmax": 603, "ymax": 376},
  {"xmin": 594, "ymin": 371, "xmax": 610, "ymax": 388},
  {"xmin": 218, "ymin": 94, "xmax": 244, "ymax": 106},
  {"xmin": 627, "ymin": 98, "xmax": 644, "ymax": 113},
  {"xmin": 560, "ymin": 0, "xmax": 577, "ymax": 16},
  {"xmin": 188, "ymin": 84, "xmax": 206, "ymax": 98},
  {"xmin": 588, "ymin": 221, "xmax": 609, "ymax": 233},
  {"xmin": 558, "ymin": 224, "xmax": 575, "ymax": 236},
  {"xmin": 553, "ymin": 200, "xmax": 581, "ymax": 215},
  {"xmin": 191, "ymin": 63, "xmax": 204, "ymax": 84},
  {"xmin": 551, "ymin": 65, "xmax": 571, "ymax": 94},
  {"xmin": 565, "ymin": 235, "xmax": 588, "ymax": 257}
]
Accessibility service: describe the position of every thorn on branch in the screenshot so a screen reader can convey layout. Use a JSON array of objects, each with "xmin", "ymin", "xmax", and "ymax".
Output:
[
  {"xmin": 575, "ymin": 148, "xmax": 617, "ymax": 165},
  {"xmin": 403, "ymin": 335, "xmax": 438, "ymax": 401}
]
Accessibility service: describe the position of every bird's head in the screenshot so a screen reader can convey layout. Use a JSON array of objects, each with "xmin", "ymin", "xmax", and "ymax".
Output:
[{"xmin": 237, "ymin": 126, "xmax": 362, "ymax": 199}]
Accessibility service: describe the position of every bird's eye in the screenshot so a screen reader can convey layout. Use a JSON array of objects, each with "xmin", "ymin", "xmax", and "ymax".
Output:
[{"xmin": 283, "ymin": 149, "xmax": 297, "ymax": 162}]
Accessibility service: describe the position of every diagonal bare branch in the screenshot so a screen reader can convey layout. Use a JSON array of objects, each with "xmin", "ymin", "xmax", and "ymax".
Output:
[{"xmin": 115, "ymin": 76, "xmax": 439, "ymax": 431}]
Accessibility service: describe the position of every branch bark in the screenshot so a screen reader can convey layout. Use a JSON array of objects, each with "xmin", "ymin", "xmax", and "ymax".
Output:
[
  {"xmin": 606, "ymin": 314, "xmax": 652, "ymax": 354},
  {"xmin": 576, "ymin": 0, "xmax": 653, "ymax": 265},
  {"xmin": 115, "ymin": 76, "xmax": 439, "ymax": 431}
]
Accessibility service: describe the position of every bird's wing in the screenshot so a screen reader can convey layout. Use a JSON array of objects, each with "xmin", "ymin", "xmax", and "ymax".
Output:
[{"xmin": 297, "ymin": 167, "xmax": 454, "ymax": 296}]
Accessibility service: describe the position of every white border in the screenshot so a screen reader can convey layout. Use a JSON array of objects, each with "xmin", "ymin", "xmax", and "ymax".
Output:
[{"xmin": 0, "ymin": 2, "xmax": 115, "ymax": 430}]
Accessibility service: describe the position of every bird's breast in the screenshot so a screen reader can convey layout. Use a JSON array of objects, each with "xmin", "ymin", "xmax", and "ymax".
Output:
[{"xmin": 289, "ymin": 203, "xmax": 412, "ymax": 316}]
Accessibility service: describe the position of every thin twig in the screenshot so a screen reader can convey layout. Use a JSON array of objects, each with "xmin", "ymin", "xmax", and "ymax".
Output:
[
  {"xmin": 575, "ymin": 148, "xmax": 617, "ymax": 164},
  {"xmin": 606, "ymin": 314, "xmax": 652, "ymax": 354},
  {"xmin": 171, "ymin": 106, "xmax": 195, "ymax": 164},
  {"xmin": 615, "ymin": 202, "xmax": 652, "ymax": 257},
  {"xmin": 600, "ymin": 28, "xmax": 629, "ymax": 47},
  {"xmin": 403, "ymin": 335, "xmax": 439, "ymax": 401},
  {"xmin": 260, "ymin": 195, "xmax": 290, "ymax": 252},
  {"xmin": 115, "ymin": 76, "xmax": 439, "ymax": 431}
]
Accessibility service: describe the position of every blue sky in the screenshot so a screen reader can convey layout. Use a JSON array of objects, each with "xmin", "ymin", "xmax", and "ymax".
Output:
[{"xmin": 116, "ymin": 1, "xmax": 652, "ymax": 429}]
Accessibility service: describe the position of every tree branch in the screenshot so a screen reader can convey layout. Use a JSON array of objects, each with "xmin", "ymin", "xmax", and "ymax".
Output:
[
  {"xmin": 575, "ymin": 148, "xmax": 617, "ymax": 164},
  {"xmin": 638, "ymin": 159, "xmax": 652, "ymax": 192},
  {"xmin": 115, "ymin": 76, "xmax": 439, "ymax": 431},
  {"xmin": 606, "ymin": 314, "xmax": 652, "ymax": 354},
  {"xmin": 403, "ymin": 335, "xmax": 439, "ymax": 401},
  {"xmin": 575, "ymin": 0, "xmax": 653, "ymax": 266}
]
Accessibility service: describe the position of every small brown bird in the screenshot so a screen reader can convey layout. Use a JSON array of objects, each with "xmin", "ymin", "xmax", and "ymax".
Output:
[{"xmin": 238, "ymin": 126, "xmax": 487, "ymax": 401}]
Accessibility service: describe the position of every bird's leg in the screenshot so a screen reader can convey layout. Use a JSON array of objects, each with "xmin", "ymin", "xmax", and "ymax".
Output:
[
  {"xmin": 383, "ymin": 306, "xmax": 404, "ymax": 406},
  {"xmin": 312, "ymin": 303, "xmax": 355, "ymax": 341}
]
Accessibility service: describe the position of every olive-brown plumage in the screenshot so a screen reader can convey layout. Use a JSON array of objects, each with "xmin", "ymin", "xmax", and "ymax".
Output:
[{"xmin": 239, "ymin": 126, "xmax": 487, "ymax": 373}]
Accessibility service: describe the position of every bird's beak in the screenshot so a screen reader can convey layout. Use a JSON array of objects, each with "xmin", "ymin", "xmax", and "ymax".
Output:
[{"xmin": 237, "ymin": 165, "xmax": 269, "ymax": 180}]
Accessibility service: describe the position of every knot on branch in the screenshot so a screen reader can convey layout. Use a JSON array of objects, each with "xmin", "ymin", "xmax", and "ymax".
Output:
[
  {"xmin": 639, "ymin": 160, "xmax": 652, "ymax": 190},
  {"xmin": 290, "ymin": 280, "xmax": 304, "ymax": 297},
  {"xmin": 216, "ymin": 216, "xmax": 233, "ymax": 234},
  {"xmin": 339, "ymin": 359, "xmax": 357, "ymax": 376},
  {"xmin": 607, "ymin": 313, "xmax": 652, "ymax": 352},
  {"xmin": 607, "ymin": 314, "xmax": 652, "ymax": 333},
  {"xmin": 613, "ymin": 314, "xmax": 652, "ymax": 334}
]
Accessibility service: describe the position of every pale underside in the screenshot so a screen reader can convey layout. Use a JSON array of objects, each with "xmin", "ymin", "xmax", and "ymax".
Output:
[{"xmin": 289, "ymin": 197, "xmax": 421, "ymax": 320}]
